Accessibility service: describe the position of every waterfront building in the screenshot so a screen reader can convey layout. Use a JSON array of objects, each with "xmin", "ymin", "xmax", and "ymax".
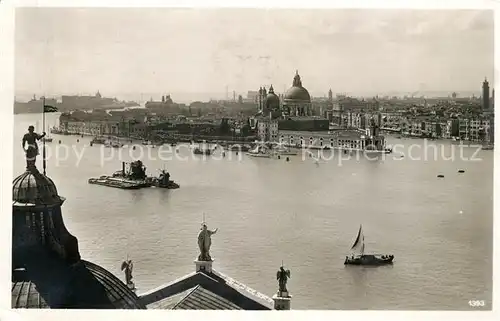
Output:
[
  {"xmin": 279, "ymin": 116, "xmax": 385, "ymax": 151},
  {"xmin": 443, "ymin": 120, "xmax": 454, "ymax": 139},
  {"xmin": 251, "ymin": 71, "xmax": 386, "ymax": 149},
  {"xmin": 459, "ymin": 119, "xmax": 470, "ymax": 139},
  {"xmin": 12, "ymin": 163, "xmax": 145, "ymax": 309}
]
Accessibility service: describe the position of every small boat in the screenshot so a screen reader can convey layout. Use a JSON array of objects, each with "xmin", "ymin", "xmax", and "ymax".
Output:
[
  {"xmin": 91, "ymin": 136, "xmax": 106, "ymax": 145},
  {"xmin": 246, "ymin": 145, "xmax": 271, "ymax": 158},
  {"xmin": 145, "ymin": 169, "xmax": 180, "ymax": 189},
  {"xmin": 105, "ymin": 141, "xmax": 123, "ymax": 148},
  {"xmin": 344, "ymin": 225, "xmax": 394, "ymax": 266},
  {"xmin": 193, "ymin": 148, "xmax": 212, "ymax": 155},
  {"xmin": 273, "ymin": 145, "xmax": 298, "ymax": 156},
  {"xmin": 458, "ymin": 170, "xmax": 465, "ymax": 173},
  {"xmin": 228, "ymin": 144, "xmax": 251, "ymax": 152},
  {"xmin": 437, "ymin": 174, "xmax": 445, "ymax": 178},
  {"xmin": 192, "ymin": 142, "xmax": 214, "ymax": 155}
]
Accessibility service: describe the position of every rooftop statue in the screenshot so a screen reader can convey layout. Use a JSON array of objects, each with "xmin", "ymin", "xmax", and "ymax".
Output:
[
  {"xmin": 121, "ymin": 258, "xmax": 134, "ymax": 287},
  {"xmin": 22, "ymin": 125, "xmax": 46, "ymax": 169},
  {"xmin": 276, "ymin": 265, "xmax": 291, "ymax": 295},
  {"xmin": 197, "ymin": 223, "xmax": 218, "ymax": 261}
]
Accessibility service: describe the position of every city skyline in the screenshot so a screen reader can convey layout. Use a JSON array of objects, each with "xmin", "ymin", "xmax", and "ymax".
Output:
[{"xmin": 15, "ymin": 8, "xmax": 494, "ymax": 102}]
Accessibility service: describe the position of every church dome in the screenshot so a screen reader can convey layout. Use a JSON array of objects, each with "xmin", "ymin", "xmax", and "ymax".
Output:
[
  {"xmin": 12, "ymin": 167, "xmax": 63, "ymax": 206},
  {"xmin": 265, "ymin": 85, "xmax": 280, "ymax": 109},
  {"xmin": 284, "ymin": 71, "xmax": 311, "ymax": 103},
  {"xmin": 12, "ymin": 260, "xmax": 145, "ymax": 309}
]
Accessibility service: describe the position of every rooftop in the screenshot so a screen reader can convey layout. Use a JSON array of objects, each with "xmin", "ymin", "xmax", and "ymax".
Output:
[{"xmin": 140, "ymin": 269, "xmax": 273, "ymax": 310}]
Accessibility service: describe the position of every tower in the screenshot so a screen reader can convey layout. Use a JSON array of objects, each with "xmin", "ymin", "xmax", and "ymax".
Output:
[
  {"xmin": 482, "ymin": 78, "xmax": 490, "ymax": 110},
  {"xmin": 328, "ymin": 88, "xmax": 333, "ymax": 102}
]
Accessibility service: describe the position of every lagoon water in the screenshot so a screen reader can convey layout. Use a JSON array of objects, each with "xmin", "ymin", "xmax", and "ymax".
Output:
[{"xmin": 13, "ymin": 113, "xmax": 493, "ymax": 310}]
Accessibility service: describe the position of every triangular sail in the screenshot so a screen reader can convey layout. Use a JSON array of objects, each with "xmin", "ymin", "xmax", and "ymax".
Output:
[{"xmin": 350, "ymin": 225, "xmax": 365, "ymax": 254}]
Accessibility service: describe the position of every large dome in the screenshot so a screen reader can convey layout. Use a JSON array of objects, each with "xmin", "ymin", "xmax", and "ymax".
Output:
[
  {"xmin": 12, "ymin": 260, "xmax": 145, "ymax": 309},
  {"xmin": 283, "ymin": 71, "xmax": 311, "ymax": 103},
  {"xmin": 284, "ymin": 86, "xmax": 311, "ymax": 102},
  {"xmin": 12, "ymin": 167, "xmax": 63, "ymax": 206}
]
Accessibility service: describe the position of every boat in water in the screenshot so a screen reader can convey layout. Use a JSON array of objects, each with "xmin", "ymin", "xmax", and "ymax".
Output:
[
  {"xmin": 192, "ymin": 142, "xmax": 214, "ymax": 155},
  {"xmin": 90, "ymin": 136, "xmax": 107, "ymax": 146},
  {"xmin": 145, "ymin": 169, "xmax": 180, "ymax": 189},
  {"xmin": 272, "ymin": 144, "xmax": 298, "ymax": 156},
  {"xmin": 88, "ymin": 160, "xmax": 179, "ymax": 190},
  {"xmin": 228, "ymin": 144, "xmax": 251, "ymax": 152},
  {"xmin": 246, "ymin": 145, "xmax": 271, "ymax": 158},
  {"xmin": 104, "ymin": 140, "xmax": 124, "ymax": 148},
  {"xmin": 482, "ymin": 144, "xmax": 494, "ymax": 150},
  {"xmin": 344, "ymin": 225, "xmax": 394, "ymax": 266},
  {"xmin": 88, "ymin": 176, "xmax": 145, "ymax": 189}
]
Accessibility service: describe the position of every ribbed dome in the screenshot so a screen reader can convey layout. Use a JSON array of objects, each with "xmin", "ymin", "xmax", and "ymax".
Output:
[
  {"xmin": 12, "ymin": 167, "xmax": 62, "ymax": 206},
  {"xmin": 284, "ymin": 71, "xmax": 311, "ymax": 103},
  {"xmin": 12, "ymin": 260, "xmax": 145, "ymax": 309}
]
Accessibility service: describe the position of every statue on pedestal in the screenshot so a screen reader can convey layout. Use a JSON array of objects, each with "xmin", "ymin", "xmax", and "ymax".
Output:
[
  {"xmin": 121, "ymin": 258, "xmax": 134, "ymax": 287},
  {"xmin": 22, "ymin": 125, "xmax": 46, "ymax": 169},
  {"xmin": 276, "ymin": 265, "xmax": 291, "ymax": 295},
  {"xmin": 197, "ymin": 223, "xmax": 218, "ymax": 261}
]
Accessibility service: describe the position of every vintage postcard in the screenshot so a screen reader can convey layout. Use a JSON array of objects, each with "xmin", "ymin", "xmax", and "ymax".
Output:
[{"xmin": 1, "ymin": 0, "xmax": 497, "ymax": 320}]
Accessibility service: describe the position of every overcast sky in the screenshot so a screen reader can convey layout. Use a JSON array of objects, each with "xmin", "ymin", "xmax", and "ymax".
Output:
[{"xmin": 15, "ymin": 8, "xmax": 494, "ymax": 100}]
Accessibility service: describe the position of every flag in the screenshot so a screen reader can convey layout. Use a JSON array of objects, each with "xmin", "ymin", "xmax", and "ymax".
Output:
[{"xmin": 43, "ymin": 105, "xmax": 58, "ymax": 113}]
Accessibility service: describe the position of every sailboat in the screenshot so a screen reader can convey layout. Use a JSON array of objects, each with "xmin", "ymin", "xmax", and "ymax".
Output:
[{"xmin": 344, "ymin": 225, "xmax": 394, "ymax": 266}]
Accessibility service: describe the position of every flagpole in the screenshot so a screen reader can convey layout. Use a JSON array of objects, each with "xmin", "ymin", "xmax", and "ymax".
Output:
[{"xmin": 42, "ymin": 96, "xmax": 46, "ymax": 175}]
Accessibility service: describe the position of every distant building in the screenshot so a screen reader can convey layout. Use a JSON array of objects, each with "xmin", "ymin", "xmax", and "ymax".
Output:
[{"xmin": 482, "ymin": 78, "xmax": 490, "ymax": 110}]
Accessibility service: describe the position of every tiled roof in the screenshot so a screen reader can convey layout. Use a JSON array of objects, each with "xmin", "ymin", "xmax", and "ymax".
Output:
[
  {"xmin": 172, "ymin": 285, "xmax": 242, "ymax": 310},
  {"xmin": 140, "ymin": 270, "xmax": 272, "ymax": 310}
]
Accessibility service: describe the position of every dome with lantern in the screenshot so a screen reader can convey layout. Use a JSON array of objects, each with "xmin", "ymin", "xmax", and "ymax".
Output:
[
  {"xmin": 265, "ymin": 85, "xmax": 280, "ymax": 110},
  {"xmin": 283, "ymin": 71, "xmax": 311, "ymax": 103},
  {"xmin": 11, "ymin": 165, "xmax": 145, "ymax": 309}
]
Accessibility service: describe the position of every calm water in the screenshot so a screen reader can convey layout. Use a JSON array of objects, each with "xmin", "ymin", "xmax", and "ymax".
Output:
[{"xmin": 13, "ymin": 113, "xmax": 493, "ymax": 310}]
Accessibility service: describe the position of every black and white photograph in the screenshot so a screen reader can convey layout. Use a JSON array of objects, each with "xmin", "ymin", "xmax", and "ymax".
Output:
[{"xmin": 1, "ymin": 0, "xmax": 497, "ymax": 318}]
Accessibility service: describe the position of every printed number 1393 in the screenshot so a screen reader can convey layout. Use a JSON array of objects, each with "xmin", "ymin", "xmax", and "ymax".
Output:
[{"xmin": 469, "ymin": 300, "xmax": 485, "ymax": 307}]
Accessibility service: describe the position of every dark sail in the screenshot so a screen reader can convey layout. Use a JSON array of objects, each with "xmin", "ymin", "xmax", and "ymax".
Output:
[{"xmin": 351, "ymin": 225, "xmax": 363, "ymax": 250}]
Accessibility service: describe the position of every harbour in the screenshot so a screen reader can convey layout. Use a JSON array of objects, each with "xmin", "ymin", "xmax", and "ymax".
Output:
[{"xmin": 13, "ymin": 112, "xmax": 493, "ymax": 310}]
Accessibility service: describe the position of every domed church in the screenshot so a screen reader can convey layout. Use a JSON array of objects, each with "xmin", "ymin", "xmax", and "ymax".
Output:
[
  {"xmin": 11, "ymin": 164, "xmax": 145, "ymax": 309},
  {"xmin": 282, "ymin": 70, "xmax": 312, "ymax": 117}
]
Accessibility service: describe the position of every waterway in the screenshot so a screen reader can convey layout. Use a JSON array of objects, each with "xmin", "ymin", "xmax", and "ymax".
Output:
[{"xmin": 13, "ymin": 113, "xmax": 493, "ymax": 310}]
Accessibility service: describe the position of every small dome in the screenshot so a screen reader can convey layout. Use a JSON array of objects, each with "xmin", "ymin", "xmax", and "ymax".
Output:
[
  {"xmin": 284, "ymin": 71, "xmax": 311, "ymax": 103},
  {"xmin": 265, "ymin": 85, "xmax": 280, "ymax": 109},
  {"xmin": 12, "ymin": 167, "xmax": 62, "ymax": 206}
]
